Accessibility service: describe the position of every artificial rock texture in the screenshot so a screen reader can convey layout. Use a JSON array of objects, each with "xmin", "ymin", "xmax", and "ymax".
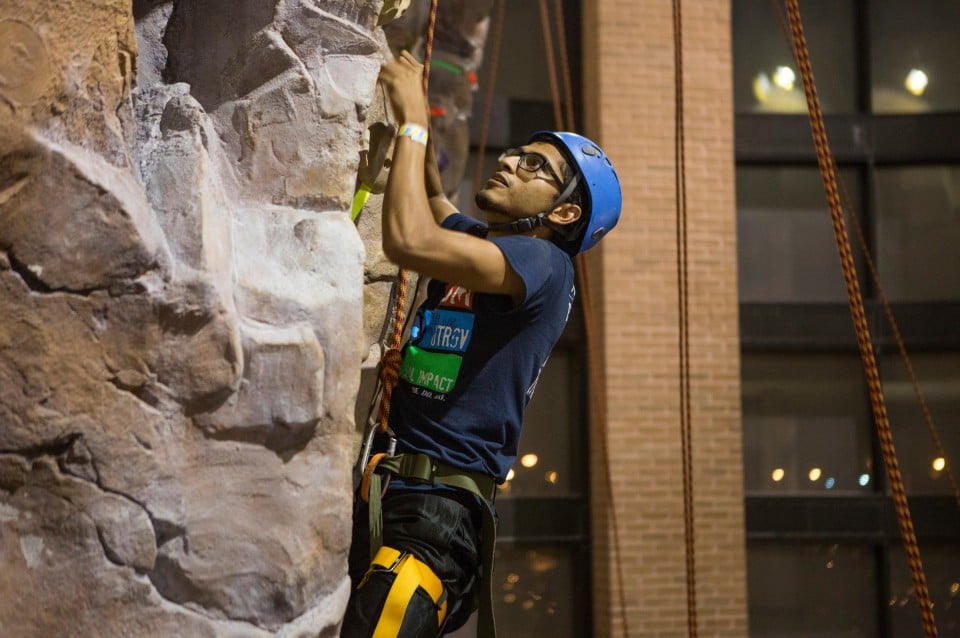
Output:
[
  {"xmin": 0, "ymin": 1, "xmax": 376, "ymax": 636},
  {"xmin": 0, "ymin": 0, "xmax": 494, "ymax": 636}
]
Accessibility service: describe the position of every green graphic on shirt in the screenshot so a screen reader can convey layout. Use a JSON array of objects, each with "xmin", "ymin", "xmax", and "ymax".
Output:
[{"xmin": 400, "ymin": 345, "xmax": 462, "ymax": 394}]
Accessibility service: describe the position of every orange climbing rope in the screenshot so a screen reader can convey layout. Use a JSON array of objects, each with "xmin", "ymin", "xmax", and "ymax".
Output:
[
  {"xmin": 834, "ymin": 167, "xmax": 960, "ymax": 511},
  {"xmin": 373, "ymin": 0, "xmax": 441, "ymax": 439},
  {"xmin": 552, "ymin": 0, "xmax": 575, "ymax": 131},
  {"xmin": 538, "ymin": 4, "xmax": 631, "ymax": 637},
  {"xmin": 783, "ymin": 2, "xmax": 938, "ymax": 636},
  {"xmin": 538, "ymin": 0, "xmax": 564, "ymax": 132},
  {"xmin": 672, "ymin": 1, "xmax": 699, "ymax": 636},
  {"xmin": 422, "ymin": 0, "xmax": 438, "ymax": 96},
  {"xmin": 472, "ymin": 0, "xmax": 506, "ymax": 200}
]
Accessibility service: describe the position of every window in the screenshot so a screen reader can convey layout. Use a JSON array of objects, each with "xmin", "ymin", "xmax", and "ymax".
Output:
[
  {"xmin": 888, "ymin": 544, "xmax": 960, "ymax": 637},
  {"xmin": 748, "ymin": 542, "xmax": 879, "ymax": 638},
  {"xmin": 733, "ymin": 0, "xmax": 857, "ymax": 114},
  {"xmin": 477, "ymin": 322, "xmax": 590, "ymax": 638},
  {"xmin": 735, "ymin": 2, "xmax": 960, "ymax": 636},
  {"xmin": 742, "ymin": 353, "xmax": 873, "ymax": 494},
  {"xmin": 874, "ymin": 166, "xmax": 960, "ymax": 302},
  {"xmin": 737, "ymin": 166, "xmax": 864, "ymax": 303},
  {"xmin": 882, "ymin": 353, "xmax": 960, "ymax": 495},
  {"xmin": 870, "ymin": 1, "xmax": 960, "ymax": 114},
  {"xmin": 493, "ymin": 547, "xmax": 585, "ymax": 637},
  {"xmin": 500, "ymin": 348, "xmax": 583, "ymax": 497}
]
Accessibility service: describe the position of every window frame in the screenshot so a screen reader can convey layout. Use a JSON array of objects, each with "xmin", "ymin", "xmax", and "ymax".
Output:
[{"xmin": 735, "ymin": 1, "xmax": 960, "ymax": 636}]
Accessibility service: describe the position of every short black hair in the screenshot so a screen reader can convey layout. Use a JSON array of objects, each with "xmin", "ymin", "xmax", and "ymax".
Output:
[{"xmin": 549, "ymin": 144, "xmax": 589, "ymax": 256}]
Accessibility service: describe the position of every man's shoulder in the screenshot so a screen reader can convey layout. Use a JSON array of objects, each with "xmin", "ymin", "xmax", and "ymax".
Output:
[{"xmin": 441, "ymin": 211, "xmax": 487, "ymax": 236}]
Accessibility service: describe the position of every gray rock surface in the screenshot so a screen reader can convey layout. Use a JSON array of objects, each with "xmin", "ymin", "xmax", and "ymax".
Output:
[
  {"xmin": 0, "ymin": 0, "xmax": 494, "ymax": 635},
  {"xmin": 0, "ymin": 1, "xmax": 379, "ymax": 635}
]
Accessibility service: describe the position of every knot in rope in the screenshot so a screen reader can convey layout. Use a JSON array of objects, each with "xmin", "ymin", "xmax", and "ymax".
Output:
[{"xmin": 377, "ymin": 347, "xmax": 404, "ymax": 432}]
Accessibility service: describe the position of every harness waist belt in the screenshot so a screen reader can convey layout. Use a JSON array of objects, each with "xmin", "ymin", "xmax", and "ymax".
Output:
[
  {"xmin": 377, "ymin": 453, "xmax": 497, "ymax": 501},
  {"xmin": 364, "ymin": 452, "xmax": 499, "ymax": 638}
]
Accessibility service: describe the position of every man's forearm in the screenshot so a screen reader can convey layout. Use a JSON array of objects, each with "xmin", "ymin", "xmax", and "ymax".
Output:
[
  {"xmin": 382, "ymin": 132, "xmax": 434, "ymax": 263},
  {"xmin": 424, "ymin": 135, "xmax": 443, "ymax": 198},
  {"xmin": 424, "ymin": 132, "xmax": 457, "ymax": 223}
]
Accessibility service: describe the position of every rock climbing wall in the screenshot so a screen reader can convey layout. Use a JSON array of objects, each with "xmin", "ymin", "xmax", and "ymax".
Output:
[
  {"xmin": 0, "ymin": 1, "xmax": 377, "ymax": 636},
  {"xmin": 0, "ymin": 0, "xmax": 494, "ymax": 636}
]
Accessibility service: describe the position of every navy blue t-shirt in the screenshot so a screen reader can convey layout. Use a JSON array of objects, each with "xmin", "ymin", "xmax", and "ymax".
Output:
[{"xmin": 388, "ymin": 213, "xmax": 575, "ymax": 483}]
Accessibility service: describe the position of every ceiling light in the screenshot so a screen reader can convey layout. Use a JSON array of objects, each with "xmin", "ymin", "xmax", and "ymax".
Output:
[
  {"xmin": 773, "ymin": 65, "xmax": 796, "ymax": 91},
  {"xmin": 753, "ymin": 72, "xmax": 771, "ymax": 104},
  {"xmin": 905, "ymin": 68, "xmax": 928, "ymax": 96}
]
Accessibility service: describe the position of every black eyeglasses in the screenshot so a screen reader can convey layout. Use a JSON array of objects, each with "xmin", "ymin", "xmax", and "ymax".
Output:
[{"xmin": 498, "ymin": 148, "xmax": 566, "ymax": 188}]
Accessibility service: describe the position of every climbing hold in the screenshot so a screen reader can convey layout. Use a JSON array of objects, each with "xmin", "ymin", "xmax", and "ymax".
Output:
[{"xmin": 378, "ymin": 0, "xmax": 413, "ymax": 26}]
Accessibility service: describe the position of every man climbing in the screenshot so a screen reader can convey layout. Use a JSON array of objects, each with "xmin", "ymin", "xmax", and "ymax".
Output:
[{"xmin": 342, "ymin": 50, "xmax": 622, "ymax": 638}]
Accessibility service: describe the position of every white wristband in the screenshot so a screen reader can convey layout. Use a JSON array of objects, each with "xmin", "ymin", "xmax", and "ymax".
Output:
[{"xmin": 397, "ymin": 123, "xmax": 428, "ymax": 146}]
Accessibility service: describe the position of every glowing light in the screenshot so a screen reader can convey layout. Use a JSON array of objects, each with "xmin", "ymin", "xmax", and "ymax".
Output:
[
  {"xmin": 905, "ymin": 69, "xmax": 929, "ymax": 96},
  {"xmin": 505, "ymin": 469, "xmax": 515, "ymax": 481},
  {"xmin": 545, "ymin": 471, "xmax": 559, "ymax": 484},
  {"xmin": 530, "ymin": 554, "xmax": 558, "ymax": 573},
  {"xmin": 771, "ymin": 468, "xmax": 785, "ymax": 482},
  {"xmin": 506, "ymin": 573, "xmax": 520, "ymax": 584},
  {"xmin": 933, "ymin": 457, "xmax": 946, "ymax": 472},
  {"xmin": 808, "ymin": 467, "xmax": 822, "ymax": 482},
  {"xmin": 950, "ymin": 582, "xmax": 959, "ymax": 596},
  {"xmin": 520, "ymin": 454, "xmax": 538, "ymax": 468},
  {"xmin": 503, "ymin": 593, "xmax": 517, "ymax": 604},
  {"xmin": 825, "ymin": 477, "xmax": 836, "ymax": 489},
  {"xmin": 522, "ymin": 600, "xmax": 535, "ymax": 611},
  {"xmin": 859, "ymin": 473, "xmax": 871, "ymax": 487},
  {"xmin": 753, "ymin": 72, "xmax": 772, "ymax": 104},
  {"xmin": 773, "ymin": 65, "xmax": 796, "ymax": 90}
]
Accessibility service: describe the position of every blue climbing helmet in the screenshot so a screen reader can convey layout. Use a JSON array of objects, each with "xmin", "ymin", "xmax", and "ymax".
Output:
[{"xmin": 529, "ymin": 130, "xmax": 622, "ymax": 254}]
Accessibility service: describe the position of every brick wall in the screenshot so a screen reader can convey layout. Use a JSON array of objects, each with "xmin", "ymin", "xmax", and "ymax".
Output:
[{"xmin": 582, "ymin": 1, "xmax": 747, "ymax": 636}]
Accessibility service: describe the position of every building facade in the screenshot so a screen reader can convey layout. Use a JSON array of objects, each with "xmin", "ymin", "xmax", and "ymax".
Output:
[{"xmin": 466, "ymin": 1, "xmax": 959, "ymax": 637}]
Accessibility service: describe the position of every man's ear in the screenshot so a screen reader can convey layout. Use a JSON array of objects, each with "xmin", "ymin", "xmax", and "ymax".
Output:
[{"xmin": 547, "ymin": 202, "xmax": 582, "ymax": 227}]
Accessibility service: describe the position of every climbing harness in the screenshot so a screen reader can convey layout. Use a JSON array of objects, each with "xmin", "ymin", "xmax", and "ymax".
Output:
[
  {"xmin": 357, "ymin": 450, "xmax": 500, "ymax": 638},
  {"xmin": 783, "ymin": 1, "xmax": 938, "ymax": 635},
  {"xmin": 358, "ymin": 545, "xmax": 449, "ymax": 637}
]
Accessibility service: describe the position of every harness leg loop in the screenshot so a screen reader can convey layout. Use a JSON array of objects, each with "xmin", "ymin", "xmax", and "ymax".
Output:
[{"xmin": 358, "ymin": 546, "xmax": 448, "ymax": 637}]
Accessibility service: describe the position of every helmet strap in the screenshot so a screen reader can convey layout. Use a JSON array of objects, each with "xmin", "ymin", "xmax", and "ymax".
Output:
[
  {"xmin": 484, "ymin": 175, "xmax": 581, "ymax": 238},
  {"xmin": 484, "ymin": 212, "xmax": 548, "ymax": 235}
]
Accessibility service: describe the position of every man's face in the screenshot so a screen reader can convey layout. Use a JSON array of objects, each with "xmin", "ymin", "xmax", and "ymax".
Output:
[{"xmin": 475, "ymin": 140, "xmax": 567, "ymax": 221}]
